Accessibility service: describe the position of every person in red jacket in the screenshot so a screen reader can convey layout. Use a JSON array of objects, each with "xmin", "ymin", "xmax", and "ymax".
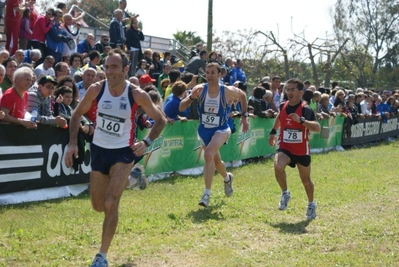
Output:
[
  {"xmin": 268, "ymin": 78, "xmax": 320, "ymax": 220},
  {"xmin": 30, "ymin": 8, "xmax": 54, "ymax": 66},
  {"xmin": 5, "ymin": 0, "xmax": 27, "ymax": 55}
]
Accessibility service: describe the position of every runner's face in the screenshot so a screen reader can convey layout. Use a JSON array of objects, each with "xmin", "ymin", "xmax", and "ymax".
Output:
[
  {"xmin": 285, "ymin": 83, "xmax": 302, "ymax": 104},
  {"xmin": 205, "ymin": 65, "xmax": 220, "ymax": 84},
  {"xmin": 104, "ymin": 54, "xmax": 127, "ymax": 87}
]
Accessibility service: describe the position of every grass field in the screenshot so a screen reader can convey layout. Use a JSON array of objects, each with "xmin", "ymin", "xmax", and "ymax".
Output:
[{"xmin": 0, "ymin": 141, "xmax": 398, "ymax": 267}]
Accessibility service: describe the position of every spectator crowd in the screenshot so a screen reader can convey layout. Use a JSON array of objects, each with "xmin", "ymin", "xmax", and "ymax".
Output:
[{"xmin": 0, "ymin": 0, "xmax": 398, "ymax": 143}]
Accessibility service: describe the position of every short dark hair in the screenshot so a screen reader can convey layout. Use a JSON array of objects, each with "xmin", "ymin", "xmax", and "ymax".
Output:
[
  {"xmin": 199, "ymin": 50, "xmax": 207, "ymax": 57},
  {"xmin": 169, "ymin": 69, "xmax": 181, "ymax": 83},
  {"xmin": 56, "ymin": 2, "xmax": 66, "ymax": 9},
  {"xmin": 286, "ymin": 78, "xmax": 304, "ymax": 91},
  {"xmin": 206, "ymin": 62, "xmax": 221, "ymax": 73},
  {"xmin": 54, "ymin": 62, "xmax": 66, "ymax": 73},
  {"xmin": 69, "ymin": 53, "xmax": 83, "ymax": 66},
  {"xmin": 107, "ymin": 48, "xmax": 129, "ymax": 69},
  {"xmin": 2, "ymin": 58, "xmax": 17, "ymax": 68},
  {"xmin": 89, "ymin": 50, "xmax": 101, "ymax": 61},
  {"xmin": 253, "ymin": 86, "xmax": 266, "ymax": 99},
  {"xmin": 272, "ymin": 76, "xmax": 281, "ymax": 82},
  {"xmin": 55, "ymin": 86, "xmax": 73, "ymax": 98}
]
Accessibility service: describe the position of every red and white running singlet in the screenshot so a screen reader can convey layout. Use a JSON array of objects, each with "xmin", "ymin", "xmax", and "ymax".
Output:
[{"xmin": 278, "ymin": 101, "xmax": 310, "ymax": 155}]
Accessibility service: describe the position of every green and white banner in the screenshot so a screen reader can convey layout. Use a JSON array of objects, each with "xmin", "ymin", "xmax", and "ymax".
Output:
[{"xmin": 138, "ymin": 116, "xmax": 344, "ymax": 175}]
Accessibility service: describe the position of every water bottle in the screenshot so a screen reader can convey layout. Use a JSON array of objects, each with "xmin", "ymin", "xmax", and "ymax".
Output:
[{"xmin": 30, "ymin": 108, "xmax": 37, "ymax": 123}]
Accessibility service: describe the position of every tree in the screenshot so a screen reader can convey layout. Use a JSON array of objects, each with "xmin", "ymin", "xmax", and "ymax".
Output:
[
  {"xmin": 332, "ymin": 0, "xmax": 399, "ymax": 88},
  {"xmin": 173, "ymin": 31, "xmax": 203, "ymax": 50},
  {"xmin": 67, "ymin": 0, "xmax": 119, "ymax": 28}
]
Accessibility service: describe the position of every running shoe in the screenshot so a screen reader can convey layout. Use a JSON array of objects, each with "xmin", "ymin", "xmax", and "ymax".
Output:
[
  {"xmin": 90, "ymin": 254, "xmax": 108, "ymax": 267},
  {"xmin": 127, "ymin": 166, "xmax": 148, "ymax": 190},
  {"xmin": 306, "ymin": 202, "xmax": 317, "ymax": 220},
  {"xmin": 278, "ymin": 191, "xmax": 291, "ymax": 210},
  {"xmin": 224, "ymin": 172, "xmax": 234, "ymax": 197},
  {"xmin": 198, "ymin": 194, "xmax": 210, "ymax": 208}
]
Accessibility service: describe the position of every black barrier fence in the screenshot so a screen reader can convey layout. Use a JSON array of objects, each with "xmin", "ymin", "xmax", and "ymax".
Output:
[
  {"xmin": 0, "ymin": 125, "xmax": 90, "ymax": 194},
  {"xmin": 1, "ymin": 115, "xmax": 399, "ymax": 196},
  {"xmin": 341, "ymin": 115, "xmax": 399, "ymax": 146}
]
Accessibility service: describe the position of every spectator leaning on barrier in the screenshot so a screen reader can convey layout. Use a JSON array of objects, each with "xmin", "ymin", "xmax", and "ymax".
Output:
[
  {"xmin": 56, "ymin": 75, "xmax": 80, "ymax": 110},
  {"xmin": 163, "ymin": 69, "xmax": 181, "ymax": 100},
  {"xmin": 317, "ymin": 93, "xmax": 336, "ymax": 119},
  {"xmin": 1, "ymin": 58, "xmax": 18, "ymax": 93},
  {"xmin": 27, "ymin": 75, "xmax": 67, "ymax": 127},
  {"xmin": 163, "ymin": 81, "xmax": 190, "ymax": 121},
  {"xmin": 180, "ymin": 72, "xmax": 199, "ymax": 120},
  {"xmin": 0, "ymin": 67, "xmax": 36, "ymax": 129},
  {"xmin": 53, "ymin": 85, "xmax": 91, "ymax": 134},
  {"xmin": 247, "ymin": 86, "xmax": 270, "ymax": 118}
]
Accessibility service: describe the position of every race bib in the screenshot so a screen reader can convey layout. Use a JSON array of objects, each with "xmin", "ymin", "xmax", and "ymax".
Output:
[
  {"xmin": 98, "ymin": 112, "xmax": 125, "ymax": 137},
  {"xmin": 202, "ymin": 113, "xmax": 220, "ymax": 128},
  {"xmin": 283, "ymin": 128, "xmax": 302, "ymax": 143}
]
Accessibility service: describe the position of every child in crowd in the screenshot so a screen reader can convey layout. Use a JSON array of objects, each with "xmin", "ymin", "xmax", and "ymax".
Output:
[
  {"xmin": 53, "ymin": 86, "xmax": 90, "ymax": 133},
  {"xmin": 136, "ymin": 59, "xmax": 147, "ymax": 76}
]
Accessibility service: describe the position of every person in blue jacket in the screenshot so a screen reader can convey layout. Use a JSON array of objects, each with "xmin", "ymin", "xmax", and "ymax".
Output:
[
  {"xmin": 45, "ymin": 8, "xmax": 68, "ymax": 64},
  {"xmin": 164, "ymin": 81, "xmax": 190, "ymax": 121}
]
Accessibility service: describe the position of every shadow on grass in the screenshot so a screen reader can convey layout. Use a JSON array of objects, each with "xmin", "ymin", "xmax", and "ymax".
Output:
[
  {"xmin": 150, "ymin": 173, "xmax": 200, "ymax": 185},
  {"xmin": 118, "ymin": 263, "xmax": 137, "ymax": 267},
  {"xmin": 187, "ymin": 200, "xmax": 227, "ymax": 223},
  {"xmin": 269, "ymin": 219, "xmax": 312, "ymax": 234}
]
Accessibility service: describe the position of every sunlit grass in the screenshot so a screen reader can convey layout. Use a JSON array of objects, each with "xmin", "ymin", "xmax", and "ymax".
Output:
[{"xmin": 0, "ymin": 141, "xmax": 398, "ymax": 266}]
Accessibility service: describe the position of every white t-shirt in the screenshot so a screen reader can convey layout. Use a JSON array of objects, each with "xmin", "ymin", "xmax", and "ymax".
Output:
[{"xmin": 34, "ymin": 64, "xmax": 55, "ymax": 78}]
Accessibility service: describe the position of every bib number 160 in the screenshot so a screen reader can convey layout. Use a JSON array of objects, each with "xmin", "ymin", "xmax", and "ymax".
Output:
[{"xmin": 101, "ymin": 119, "xmax": 120, "ymax": 132}]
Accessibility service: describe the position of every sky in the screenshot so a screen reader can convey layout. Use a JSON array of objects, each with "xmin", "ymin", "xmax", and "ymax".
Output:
[{"xmin": 130, "ymin": 0, "xmax": 338, "ymax": 44}]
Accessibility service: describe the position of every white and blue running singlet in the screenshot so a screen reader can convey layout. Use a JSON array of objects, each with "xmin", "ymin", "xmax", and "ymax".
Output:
[
  {"xmin": 197, "ymin": 84, "xmax": 230, "ymax": 145},
  {"xmin": 92, "ymin": 80, "xmax": 139, "ymax": 149}
]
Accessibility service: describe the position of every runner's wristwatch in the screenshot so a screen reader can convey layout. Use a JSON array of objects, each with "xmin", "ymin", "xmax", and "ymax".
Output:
[
  {"xmin": 142, "ymin": 137, "xmax": 153, "ymax": 147},
  {"xmin": 300, "ymin": 117, "xmax": 306, "ymax": 124},
  {"xmin": 241, "ymin": 112, "xmax": 249, "ymax": 117}
]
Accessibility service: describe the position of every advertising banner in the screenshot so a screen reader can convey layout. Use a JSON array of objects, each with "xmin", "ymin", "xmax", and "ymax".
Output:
[{"xmin": 0, "ymin": 125, "xmax": 90, "ymax": 194}]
